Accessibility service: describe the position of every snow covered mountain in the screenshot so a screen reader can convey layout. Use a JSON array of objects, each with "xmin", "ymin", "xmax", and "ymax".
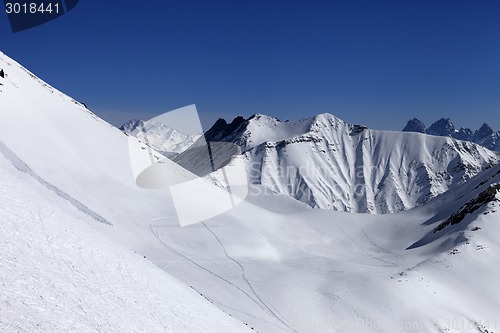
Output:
[
  {"xmin": 203, "ymin": 114, "xmax": 499, "ymax": 213},
  {"xmin": 2, "ymin": 51, "xmax": 500, "ymax": 333},
  {"xmin": 402, "ymin": 118, "xmax": 426, "ymax": 133},
  {"xmin": 120, "ymin": 118, "xmax": 201, "ymax": 156},
  {"xmin": 403, "ymin": 117, "xmax": 500, "ymax": 151},
  {"xmin": 426, "ymin": 118, "xmax": 457, "ymax": 137}
]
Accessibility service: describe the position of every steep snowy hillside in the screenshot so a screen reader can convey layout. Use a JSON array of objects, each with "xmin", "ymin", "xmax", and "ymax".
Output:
[
  {"xmin": 0, "ymin": 145, "xmax": 250, "ymax": 332},
  {"xmin": 409, "ymin": 161, "xmax": 500, "ymax": 250},
  {"xmin": 0, "ymin": 52, "xmax": 251, "ymax": 332},
  {"xmin": 205, "ymin": 114, "xmax": 499, "ymax": 213}
]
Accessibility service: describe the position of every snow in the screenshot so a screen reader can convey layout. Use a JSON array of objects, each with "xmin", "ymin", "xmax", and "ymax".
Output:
[
  {"xmin": 0, "ymin": 51, "xmax": 252, "ymax": 332},
  {"xmin": 131, "ymin": 110, "xmax": 499, "ymax": 214},
  {"xmin": 0, "ymin": 146, "xmax": 251, "ymax": 333},
  {"xmin": 204, "ymin": 113, "xmax": 499, "ymax": 213},
  {"xmin": 1, "ymin": 50, "xmax": 500, "ymax": 333}
]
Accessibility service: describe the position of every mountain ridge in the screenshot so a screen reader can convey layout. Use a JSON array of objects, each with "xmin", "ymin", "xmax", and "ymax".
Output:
[
  {"xmin": 156, "ymin": 113, "xmax": 500, "ymax": 213},
  {"xmin": 403, "ymin": 117, "xmax": 500, "ymax": 151}
]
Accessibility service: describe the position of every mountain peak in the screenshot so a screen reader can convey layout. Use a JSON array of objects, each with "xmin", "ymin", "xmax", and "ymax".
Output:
[
  {"xmin": 119, "ymin": 119, "xmax": 144, "ymax": 132},
  {"xmin": 119, "ymin": 118, "xmax": 201, "ymax": 154},
  {"xmin": 454, "ymin": 127, "xmax": 474, "ymax": 141},
  {"xmin": 208, "ymin": 118, "xmax": 228, "ymax": 131},
  {"xmin": 309, "ymin": 113, "xmax": 345, "ymax": 129},
  {"xmin": 402, "ymin": 118, "xmax": 426, "ymax": 133},
  {"xmin": 402, "ymin": 117, "xmax": 500, "ymax": 151},
  {"xmin": 204, "ymin": 115, "xmax": 248, "ymax": 144},
  {"xmin": 247, "ymin": 113, "xmax": 281, "ymax": 126},
  {"xmin": 475, "ymin": 123, "xmax": 494, "ymax": 140},
  {"xmin": 313, "ymin": 113, "xmax": 344, "ymax": 123},
  {"xmin": 427, "ymin": 118, "xmax": 456, "ymax": 136}
]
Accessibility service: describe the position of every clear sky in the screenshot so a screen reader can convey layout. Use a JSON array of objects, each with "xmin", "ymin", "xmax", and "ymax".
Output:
[{"xmin": 1, "ymin": 0, "xmax": 499, "ymax": 131}]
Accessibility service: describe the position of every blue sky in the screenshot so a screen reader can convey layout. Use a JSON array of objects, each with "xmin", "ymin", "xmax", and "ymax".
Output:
[{"xmin": 1, "ymin": 0, "xmax": 499, "ymax": 131}]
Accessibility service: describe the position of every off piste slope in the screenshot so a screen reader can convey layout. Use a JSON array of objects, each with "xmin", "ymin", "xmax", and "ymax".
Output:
[
  {"xmin": 150, "ymin": 164, "xmax": 500, "ymax": 333},
  {"xmin": 0, "ymin": 143, "xmax": 252, "ymax": 333},
  {"xmin": 0, "ymin": 52, "xmax": 252, "ymax": 332},
  {"xmin": 0, "ymin": 51, "xmax": 178, "ymax": 247},
  {"xmin": 408, "ymin": 160, "xmax": 500, "ymax": 251},
  {"xmin": 204, "ymin": 114, "xmax": 499, "ymax": 213}
]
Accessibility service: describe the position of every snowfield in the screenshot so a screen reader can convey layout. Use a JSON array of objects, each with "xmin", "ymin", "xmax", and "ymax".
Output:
[
  {"xmin": 0, "ymin": 145, "xmax": 251, "ymax": 333},
  {"xmin": 1, "ymin": 51, "xmax": 500, "ymax": 333},
  {"xmin": 0, "ymin": 52, "xmax": 251, "ymax": 332}
]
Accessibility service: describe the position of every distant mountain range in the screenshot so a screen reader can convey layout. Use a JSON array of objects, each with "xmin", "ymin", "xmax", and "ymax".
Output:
[
  {"xmin": 403, "ymin": 118, "xmax": 500, "ymax": 151},
  {"xmin": 120, "ymin": 119, "xmax": 201, "ymax": 157},
  {"xmin": 122, "ymin": 113, "xmax": 499, "ymax": 213}
]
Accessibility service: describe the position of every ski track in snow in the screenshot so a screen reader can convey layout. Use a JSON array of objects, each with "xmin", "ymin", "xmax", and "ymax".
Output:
[
  {"xmin": 305, "ymin": 219, "xmax": 401, "ymax": 268},
  {"xmin": 201, "ymin": 222, "xmax": 300, "ymax": 333},
  {"xmin": 339, "ymin": 225, "xmax": 398, "ymax": 267},
  {"xmin": 0, "ymin": 140, "xmax": 112, "ymax": 226},
  {"xmin": 0, "ymin": 160, "xmax": 251, "ymax": 333},
  {"xmin": 148, "ymin": 217, "xmax": 296, "ymax": 333},
  {"xmin": 355, "ymin": 225, "xmax": 405, "ymax": 267},
  {"xmin": 316, "ymin": 288, "xmax": 360, "ymax": 319}
]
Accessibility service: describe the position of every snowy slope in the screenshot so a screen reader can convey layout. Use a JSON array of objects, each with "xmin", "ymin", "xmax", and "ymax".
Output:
[
  {"xmin": 0, "ymin": 52, "xmax": 251, "ymax": 333},
  {"xmin": 146, "ymin": 165, "xmax": 500, "ymax": 333},
  {"xmin": 205, "ymin": 113, "xmax": 499, "ymax": 213},
  {"xmin": 0, "ymin": 51, "xmax": 176, "ymax": 249},
  {"xmin": 147, "ymin": 163, "xmax": 500, "ymax": 333},
  {"xmin": 2, "ymin": 51, "xmax": 500, "ymax": 333},
  {"xmin": 0, "ymin": 145, "xmax": 251, "ymax": 332}
]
